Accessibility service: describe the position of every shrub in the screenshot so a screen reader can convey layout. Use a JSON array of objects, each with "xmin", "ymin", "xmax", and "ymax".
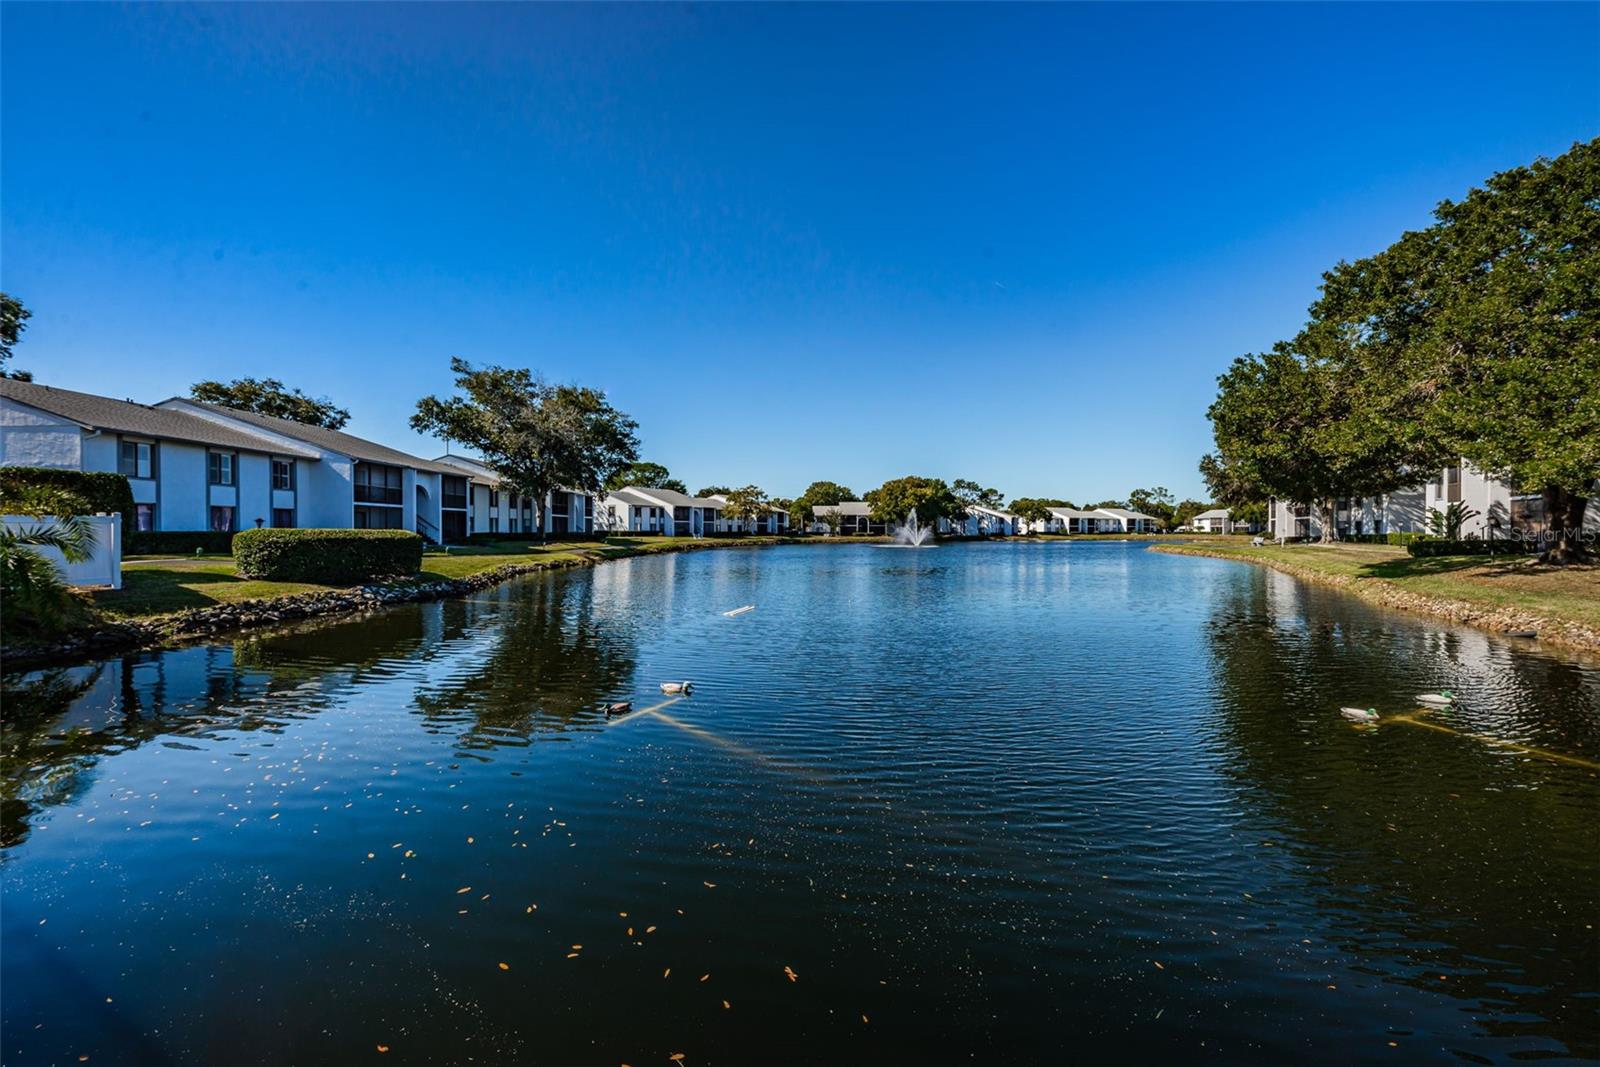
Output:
[
  {"xmin": 127, "ymin": 530, "xmax": 236, "ymax": 556},
  {"xmin": 0, "ymin": 467, "xmax": 135, "ymax": 547},
  {"xmin": 1405, "ymin": 537, "xmax": 1529, "ymax": 558},
  {"xmin": 233, "ymin": 529, "xmax": 423, "ymax": 583}
]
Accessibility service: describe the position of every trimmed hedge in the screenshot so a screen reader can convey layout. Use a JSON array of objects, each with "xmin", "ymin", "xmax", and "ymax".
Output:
[
  {"xmin": 234, "ymin": 528, "xmax": 424, "ymax": 583},
  {"xmin": 127, "ymin": 530, "xmax": 236, "ymax": 556},
  {"xmin": 1406, "ymin": 537, "xmax": 1529, "ymax": 558},
  {"xmin": 0, "ymin": 466, "xmax": 136, "ymax": 546}
]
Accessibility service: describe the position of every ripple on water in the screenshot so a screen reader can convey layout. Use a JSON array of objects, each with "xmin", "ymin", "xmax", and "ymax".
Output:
[{"xmin": 2, "ymin": 541, "xmax": 1596, "ymax": 1064}]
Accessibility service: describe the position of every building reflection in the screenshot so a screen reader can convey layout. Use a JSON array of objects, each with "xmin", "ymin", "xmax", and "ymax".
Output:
[{"xmin": 2, "ymin": 568, "xmax": 638, "ymax": 846}]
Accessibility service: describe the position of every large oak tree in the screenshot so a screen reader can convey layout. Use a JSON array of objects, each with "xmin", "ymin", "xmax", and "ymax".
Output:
[{"xmin": 412, "ymin": 359, "xmax": 639, "ymax": 539}]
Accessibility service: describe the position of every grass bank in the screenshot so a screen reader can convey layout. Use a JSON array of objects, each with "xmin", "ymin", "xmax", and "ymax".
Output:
[
  {"xmin": 100, "ymin": 536, "xmax": 796, "ymax": 620},
  {"xmin": 1151, "ymin": 540, "xmax": 1600, "ymax": 652}
]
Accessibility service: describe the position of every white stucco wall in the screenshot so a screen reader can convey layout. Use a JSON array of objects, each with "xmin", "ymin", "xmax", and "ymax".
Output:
[
  {"xmin": 159, "ymin": 442, "xmax": 209, "ymax": 529},
  {"xmin": 81, "ymin": 434, "xmax": 119, "ymax": 473},
  {"xmin": 225, "ymin": 453, "xmax": 267, "ymax": 530},
  {"xmin": 0, "ymin": 398, "xmax": 86, "ymax": 468},
  {"xmin": 297, "ymin": 456, "xmax": 353, "ymax": 528}
]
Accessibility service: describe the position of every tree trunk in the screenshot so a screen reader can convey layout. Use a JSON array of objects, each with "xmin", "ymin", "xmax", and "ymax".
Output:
[
  {"xmin": 1539, "ymin": 486, "xmax": 1592, "ymax": 564},
  {"xmin": 1318, "ymin": 498, "xmax": 1337, "ymax": 544}
]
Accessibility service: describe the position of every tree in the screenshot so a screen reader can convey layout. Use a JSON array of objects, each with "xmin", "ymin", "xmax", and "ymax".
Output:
[
  {"xmin": 191, "ymin": 377, "xmax": 350, "ymax": 429},
  {"xmin": 1086, "ymin": 499, "xmax": 1126, "ymax": 510},
  {"xmin": 696, "ymin": 485, "xmax": 733, "ymax": 499},
  {"xmin": 1312, "ymin": 138, "xmax": 1600, "ymax": 561},
  {"xmin": 1428, "ymin": 502, "xmax": 1481, "ymax": 540},
  {"xmin": 817, "ymin": 509, "xmax": 844, "ymax": 536},
  {"xmin": 1207, "ymin": 327, "xmax": 1427, "ymax": 543},
  {"xmin": 1009, "ymin": 498, "xmax": 1054, "ymax": 527},
  {"xmin": 1, "ymin": 293, "xmax": 34, "ymax": 381},
  {"xmin": 605, "ymin": 461, "xmax": 686, "ymax": 494},
  {"xmin": 0, "ymin": 486, "xmax": 94, "ymax": 633},
  {"xmin": 952, "ymin": 479, "xmax": 1006, "ymax": 518},
  {"xmin": 1127, "ymin": 486, "xmax": 1176, "ymax": 528},
  {"xmin": 412, "ymin": 358, "xmax": 639, "ymax": 541},
  {"xmin": 1172, "ymin": 499, "xmax": 1209, "ymax": 530},
  {"xmin": 789, "ymin": 480, "xmax": 854, "ymax": 526},
  {"xmin": 865, "ymin": 476, "xmax": 960, "ymax": 527},
  {"xmin": 1198, "ymin": 453, "xmax": 1263, "ymax": 509},
  {"xmin": 719, "ymin": 485, "xmax": 769, "ymax": 530}
]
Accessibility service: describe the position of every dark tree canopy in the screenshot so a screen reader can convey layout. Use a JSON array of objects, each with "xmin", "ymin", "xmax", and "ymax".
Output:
[
  {"xmin": 1, "ymin": 292, "xmax": 34, "ymax": 381},
  {"xmin": 695, "ymin": 485, "xmax": 733, "ymax": 499},
  {"xmin": 412, "ymin": 358, "xmax": 639, "ymax": 537},
  {"xmin": 789, "ymin": 480, "xmax": 854, "ymax": 524},
  {"xmin": 606, "ymin": 462, "xmax": 686, "ymax": 494},
  {"xmin": 191, "ymin": 377, "xmax": 350, "ymax": 429},
  {"xmin": 1127, "ymin": 486, "xmax": 1176, "ymax": 526},
  {"xmin": 865, "ymin": 476, "xmax": 960, "ymax": 525}
]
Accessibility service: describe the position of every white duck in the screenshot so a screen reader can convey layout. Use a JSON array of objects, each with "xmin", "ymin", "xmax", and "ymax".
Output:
[
  {"xmin": 1416, "ymin": 691, "xmax": 1454, "ymax": 707},
  {"xmin": 660, "ymin": 681, "xmax": 694, "ymax": 695},
  {"xmin": 1340, "ymin": 707, "xmax": 1380, "ymax": 723}
]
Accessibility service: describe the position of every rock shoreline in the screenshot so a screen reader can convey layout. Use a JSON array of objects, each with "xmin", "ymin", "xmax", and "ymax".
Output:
[
  {"xmin": 1151, "ymin": 544, "xmax": 1600, "ymax": 656},
  {"xmin": 1, "ymin": 539, "xmax": 790, "ymax": 673}
]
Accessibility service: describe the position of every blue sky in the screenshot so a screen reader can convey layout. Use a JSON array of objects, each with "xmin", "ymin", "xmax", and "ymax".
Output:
[{"xmin": 3, "ymin": 4, "xmax": 1596, "ymax": 503}]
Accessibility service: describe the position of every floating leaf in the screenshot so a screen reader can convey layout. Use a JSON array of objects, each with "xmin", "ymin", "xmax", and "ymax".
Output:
[
  {"xmin": 700, "ymin": 973, "xmax": 710, "ymax": 982},
  {"xmin": 456, "ymin": 887, "xmax": 472, "ymax": 895},
  {"xmin": 784, "ymin": 966, "xmax": 798, "ymax": 982},
  {"xmin": 498, "ymin": 962, "xmax": 510, "ymax": 971}
]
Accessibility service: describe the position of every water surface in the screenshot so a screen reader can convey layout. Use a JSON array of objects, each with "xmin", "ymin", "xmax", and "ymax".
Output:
[{"xmin": 3, "ymin": 542, "xmax": 1597, "ymax": 1063}]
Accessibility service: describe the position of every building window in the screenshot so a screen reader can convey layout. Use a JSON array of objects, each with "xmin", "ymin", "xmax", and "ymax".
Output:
[
  {"xmin": 272, "ymin": 508, "xmax": 295, "ymax": 528},
  {"xmin": 489, "ymin": 489, "xmax": 499, "ymax": 508},
  {"xmin": 354, "ymin": 505, "xmax": 403, "ymax": 529},
  {"xmin": 489, "ymin": 516, "xmax": 499, "ymax": 533},
  {"xmin": 119, "ymin": 440, "xmax": 153, "ymax": 479},
  {"xmin": 209, "ymin": 505, "xmax": 237, "ymax": 532},
  {"xmin": 272, "ymin": 458, "xmax": 295, "ymax": 491},
  {"xmin": 135, "ymin": 503, "xmax": 156, "ymax": 531},
  {"xmin": 442, "ymin": 475, "xmax": 468, "ymax": 511},
  {"xmin": 509, "ymin": 517, "xmax": 519, "ymax": 533},
  {"xmin": 208, "ymin": 452, "xmax": 235, "ymax": 486},
  {"xmin": 354, "ymin": 462, "xmax": 403, "ymax": 504}
]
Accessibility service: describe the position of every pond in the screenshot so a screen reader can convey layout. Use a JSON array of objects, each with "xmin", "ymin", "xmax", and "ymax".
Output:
[{"xmin": 3, "ymin": 541, "xmax": 1597, "ymax": 1064}]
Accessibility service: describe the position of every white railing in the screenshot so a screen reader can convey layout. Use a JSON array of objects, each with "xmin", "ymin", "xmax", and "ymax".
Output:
[{"xmin": 2, "ymin": 513, "xmax": 123, "ymax": 589}]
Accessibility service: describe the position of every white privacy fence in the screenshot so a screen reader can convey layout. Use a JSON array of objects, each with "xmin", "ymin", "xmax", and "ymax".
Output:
[{"xmin": 2, "ymin": 513, "xmax": 123, "ymax": 590}]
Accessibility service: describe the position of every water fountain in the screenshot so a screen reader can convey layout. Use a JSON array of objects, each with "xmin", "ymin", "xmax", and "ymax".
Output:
[{"xmin": 892, "ymin": 507, "xmax": 935, "ymax": 548}]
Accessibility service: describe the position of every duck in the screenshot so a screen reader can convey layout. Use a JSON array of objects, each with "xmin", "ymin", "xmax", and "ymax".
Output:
[
  {"xmin": 604, "ymin": 701, "xmax": 632, "ymax": 717},
  {"xmin": 660, "ymin": 681, "xmax": 693, "ymax": 695},
  {"xmin": 1415, "ymin": 691, "xmax": 1454, "ymax": 707},
  {"xmin": 1340, "ymin": 707, "xmax": 1380, "ymax": 723}
]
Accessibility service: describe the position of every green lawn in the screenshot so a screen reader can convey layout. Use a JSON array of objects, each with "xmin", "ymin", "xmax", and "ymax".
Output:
[
  {"xmin": 1155, "ymin": 540, "xmax": 1600, "ymax": 629},
  {"xmin": 99, "ymin": 536, "xmax": 796, "ymax": 620}
]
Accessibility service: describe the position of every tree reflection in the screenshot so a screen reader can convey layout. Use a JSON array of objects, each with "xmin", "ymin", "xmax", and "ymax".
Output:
[
  {"xmin": 410, "ymin": 575, "xmax": 636, "ymax": 750},
  {"xmin": 1202, "ymin": 572, "xmax": 1600, "ymax": 1059}
]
